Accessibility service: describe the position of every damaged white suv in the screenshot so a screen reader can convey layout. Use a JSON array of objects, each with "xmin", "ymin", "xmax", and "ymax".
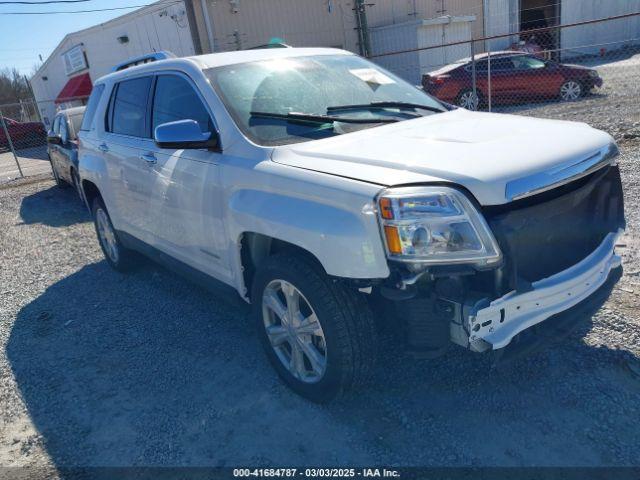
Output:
[{"xmin": 79, "ymin": 48, "xmax": 625, "ymax": 402}]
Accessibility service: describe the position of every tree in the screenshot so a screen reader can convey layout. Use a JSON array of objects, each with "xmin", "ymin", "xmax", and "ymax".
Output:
[{"xmin": 0, "ymin": 68, "xmax": 34, "ymax": 105}]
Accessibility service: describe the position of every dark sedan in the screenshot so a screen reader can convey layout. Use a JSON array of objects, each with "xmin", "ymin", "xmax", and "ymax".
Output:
[
  {"xmin": 422, "ymin": 51, "xmax": 603, "ymax": 110},
  {"xmin": 47, "ymin": 106, "xmax": 85, "ymax": 197}
]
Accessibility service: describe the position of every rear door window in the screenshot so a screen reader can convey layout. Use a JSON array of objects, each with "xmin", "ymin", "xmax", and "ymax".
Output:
[
  {"xmin": 151, "ymin": 74, "xmax": 213, "ymax": 134},
  {"xmin": 80, "ymin": 84, "xmax": 105, "ymax": 131},
  {"xmin": 110, "ymin": 76, "xmax": 153, "ymax": 137},
  {"xmin": 467, "ymin": 60, "xmax": 488, "ymax": 73},
  {"xmin": 490, "ymin": 58, "xmax": 516, "ymax": 72},
  {"xmin": 511, "ymin": 55, "xmax": 546, "ymax": 70}
]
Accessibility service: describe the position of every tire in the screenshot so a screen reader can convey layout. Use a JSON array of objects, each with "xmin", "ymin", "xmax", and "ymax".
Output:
[
  {"xmin": 91, "ymin": 197, "xmax": 138, "ymax": 272},
  {"xmin": 252, "ymin": 253, "xmax": 377, "ymax": 402},
  {"xmin": 457, "ymin": 88, "xmax": 481, "ymax": 111},
  {"xmin": 559, "ymin": 80, "xmax": 582, "ymax": 102}
]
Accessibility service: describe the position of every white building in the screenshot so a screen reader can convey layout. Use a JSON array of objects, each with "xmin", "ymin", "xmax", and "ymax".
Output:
[{"xmin": 30, "ymin": 0, "xmax": 196, "ymax": 127}]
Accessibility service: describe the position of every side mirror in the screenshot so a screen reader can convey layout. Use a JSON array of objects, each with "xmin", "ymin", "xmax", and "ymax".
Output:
[
  {"xmin": 154, "ymin": 119, "xmax": 219, "ymax": 150},
  {"xmin": 47, "ymin": 132, "xmax": 62, "ymax": 145}
]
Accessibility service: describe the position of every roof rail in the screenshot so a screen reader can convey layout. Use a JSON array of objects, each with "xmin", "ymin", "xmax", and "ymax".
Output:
[
  {"xmin": 249, "ymin": 42, "xmax": 293, "ymax": 50},
  {"xmin": 112, "ymin": 51, "xmax": 176, "ymax": 72}
]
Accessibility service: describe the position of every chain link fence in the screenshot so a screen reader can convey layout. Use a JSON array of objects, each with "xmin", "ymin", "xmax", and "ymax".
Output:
[
  {"xmin": 0, "ymin": 99, "xmax": 53, "ymax": 184},
  {"xmin": 3, "ymin": 11, "xmax": 640, "ymax": 185},
  {"xmin": 370, "ymin": 12, "xmax": 640, "ymax": 142}
]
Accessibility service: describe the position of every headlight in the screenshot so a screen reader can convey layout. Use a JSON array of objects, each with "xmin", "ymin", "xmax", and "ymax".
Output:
[
  {"xmin": 377, "ymin": 186, "xmax": 502, "ymax": 267},
  {"xmin": 589, "ymin": 70, "xmax": 599, "ymax": 78}
]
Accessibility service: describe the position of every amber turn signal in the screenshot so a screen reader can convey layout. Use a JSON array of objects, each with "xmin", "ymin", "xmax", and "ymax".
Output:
[
  {"xmin": 384, "ymin": 225, "xmax": 402, "ymax": 254},
  {"xmin": 379, "ymin": 197, "xmax": 394, "ymax": 219}
]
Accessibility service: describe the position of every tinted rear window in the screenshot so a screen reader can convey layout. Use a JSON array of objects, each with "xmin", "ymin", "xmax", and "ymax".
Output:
[
  {"xmin": 80, "ymin": 84, "xmax": 105, "ymax": 131},
  {"xmin": 110, "ymin": 77, "xmax": 152, "ymax": 137}
]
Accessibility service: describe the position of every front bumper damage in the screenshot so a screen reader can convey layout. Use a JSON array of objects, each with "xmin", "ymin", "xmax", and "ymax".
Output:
[
  {"xmin": 381, "ymin": 164, "xmax": 624, "ymax": 359},
  {"xmin": 467, "ymin": 230, "xmax": 622, "ymax": 352}
]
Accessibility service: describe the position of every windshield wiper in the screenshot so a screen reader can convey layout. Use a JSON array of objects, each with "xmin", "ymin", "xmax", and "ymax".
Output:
[
  {"xmin": 249, "ymin": 111, "xmax": 398, "ymax": 125},
  {"xmin": 327, "ymin": 101, "xmax": 446, "ymax": 114}
]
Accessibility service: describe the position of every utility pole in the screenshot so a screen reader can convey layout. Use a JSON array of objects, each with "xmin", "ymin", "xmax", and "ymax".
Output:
[{"xmin": 354, "ymin": 0, "xmax": 372, "ymax": 57}]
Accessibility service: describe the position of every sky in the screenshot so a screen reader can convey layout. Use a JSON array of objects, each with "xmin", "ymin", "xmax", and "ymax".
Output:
[{"xmin": 0, "ymin": 0, "xmax": 158, "ymax": 76}]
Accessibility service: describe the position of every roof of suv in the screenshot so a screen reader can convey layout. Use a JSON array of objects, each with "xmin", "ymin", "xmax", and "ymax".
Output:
[
  {"xmin": 188, "ymin": 47, "xmax": 352, "ymax": 69},
  {"xmin": 96, "ymin": 47, "xmax": 353, "ymax": 85}
]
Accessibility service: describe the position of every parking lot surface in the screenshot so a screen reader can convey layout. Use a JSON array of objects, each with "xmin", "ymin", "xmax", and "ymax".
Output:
[
  {"xmin": 0, "ymin": 134, "xmax": 639, "ymax": 471},
  {"xmin": 1, "ymin": 146, "xmax": 51, "ymax": 184}
]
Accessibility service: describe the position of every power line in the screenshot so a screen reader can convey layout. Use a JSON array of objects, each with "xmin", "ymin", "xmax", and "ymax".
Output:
[
  {"xmin": 0, "ymin": 0, "xmax": 181, "ymax": 14},
  {"xmin": 0, "ymin": 0, "xmax": 92, "ymax": 4}
]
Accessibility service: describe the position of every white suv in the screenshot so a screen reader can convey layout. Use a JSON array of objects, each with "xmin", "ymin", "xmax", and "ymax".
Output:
[{"xmin": 79, "ymin": 48, "xmax": 625, "ymax": 402}]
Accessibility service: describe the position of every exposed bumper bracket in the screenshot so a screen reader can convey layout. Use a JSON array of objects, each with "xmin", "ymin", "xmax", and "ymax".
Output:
[{"xmin": 468, "ymin": 230, "xmax": 622, "ymax": 350}]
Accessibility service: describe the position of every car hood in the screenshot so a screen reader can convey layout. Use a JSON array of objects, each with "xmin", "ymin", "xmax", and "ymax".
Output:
[{"xmin": 271, "ymin": 109, "xmax": 614, "ymax": 205}]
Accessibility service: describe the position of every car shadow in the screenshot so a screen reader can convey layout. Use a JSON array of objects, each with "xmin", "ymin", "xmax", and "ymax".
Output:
[
  {"xmin": 19, "ymin": 185, "xmax": 89, "ymax": 227},
  {"xmin": 7, "ymin": 257, "xmax": 640, "ymax": 467}
]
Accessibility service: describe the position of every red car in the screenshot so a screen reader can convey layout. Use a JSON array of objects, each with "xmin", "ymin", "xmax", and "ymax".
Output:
[
  {"xmin": 423, "ymin": 51, "xmax": 603, "ymax": 110},
  {"xmin": 0, "ymin": 117, "xmax": 47, "ymax": 151}
]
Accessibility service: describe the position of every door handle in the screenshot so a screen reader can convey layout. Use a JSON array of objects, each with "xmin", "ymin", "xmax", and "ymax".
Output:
[
  {"xmin": 98, "ymin": 142, "xmax": 109, "ymax": 152},
  {"xmin": 140, "ymin": 152, "xmax": 157, "ymax": 165}
]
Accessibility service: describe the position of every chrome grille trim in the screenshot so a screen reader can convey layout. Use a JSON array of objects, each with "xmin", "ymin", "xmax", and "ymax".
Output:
[{"xmin": 505, "ymin": 143, "xmax": 619, "ymax": 202}]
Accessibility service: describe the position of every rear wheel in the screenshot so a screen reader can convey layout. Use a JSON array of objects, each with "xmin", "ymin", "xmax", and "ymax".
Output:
[
  {"xmin": 92, "ymin": 198, "xmax": 138, "ymax": 272},
  {"xmin": 457, "ymin": 88, "xmax": 481, "ymax": 110},
  {"xmin": 252, "ymin": 253, "xmax": 377, "ymax": 402},
  {"xmin": 559, "ymin": 80, "xmax": 582, "ymax": 101}
]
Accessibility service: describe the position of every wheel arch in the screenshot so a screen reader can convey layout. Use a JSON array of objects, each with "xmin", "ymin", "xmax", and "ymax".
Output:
[
  {"xmin": 227, "ymin": 187, "xmax": 390, "ymax": 300},
  {"xmin": 81, "ymin": 179, "xmax": 101, "ymax": 211},
  {"xmin": 239, "ymin": 232, "xmax": 326, "ymax": 301}
]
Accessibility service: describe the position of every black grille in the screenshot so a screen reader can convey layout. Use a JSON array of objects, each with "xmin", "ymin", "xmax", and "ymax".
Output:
[{"xmin": 483, "ymin": 165, "xmax": 625, "ymax": 285}]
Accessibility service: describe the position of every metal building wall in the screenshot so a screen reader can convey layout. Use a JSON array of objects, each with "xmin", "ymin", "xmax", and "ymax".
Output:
[
  {"xmin": 370, "ymin": 16, "xmax": 474, "ymax": 85},
  {"xmin": 365, "ymin": 0, "xmax": 485, "ymax": 43},
  {"xmin": 200, "ymin": 0, "xmax": 359, "ymax": 52},
  {"xmin": 560, "ymin": 0, "xmax": 640, "ymax": 57},
  {"xmin": 417, "ymin": 17, "xmax": 473, "ymax": 73},
  {"xmin": 369, "ymin": 21, "xmax": 421, "ymax": 84},
  {"xmin": 483, "ymin": 0, "xmax": 518, "ymax": 51}
]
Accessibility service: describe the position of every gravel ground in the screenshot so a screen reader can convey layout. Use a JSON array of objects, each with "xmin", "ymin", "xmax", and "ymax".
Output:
[{"xmin": 1, "ymin": 62, "xmax": 640, "ymax": 472}]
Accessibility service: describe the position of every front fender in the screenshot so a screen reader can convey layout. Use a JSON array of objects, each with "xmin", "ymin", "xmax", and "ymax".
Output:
[{"xmin": 227, "ymin": 188, "xmax": 390, "ymax": 280}]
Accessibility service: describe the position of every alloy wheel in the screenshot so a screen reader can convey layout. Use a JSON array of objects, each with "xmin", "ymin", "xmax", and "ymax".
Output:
[
  {"xmin": 95, "ymin": 208, "xmax": 119, "ymax": 264},
  {"xmin": 560, "ymin": 81, "xmax": 582, "ymax": 101},
  {"xmin": 262, "ymin": 279, "xmax": 327, "ymax": 383},
  {"xmin": 459, "ymin": 90, "xmax": 480, "ymax": 110}
]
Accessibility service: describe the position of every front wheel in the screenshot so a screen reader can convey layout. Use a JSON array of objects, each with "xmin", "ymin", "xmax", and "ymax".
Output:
[
  {"xmin": 559, "ymin": 80, "xmax": 582, "ymax": 101},
  {"xmin": 252, "ymin": 253, "xmax": 377, "ymax": 402}
]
